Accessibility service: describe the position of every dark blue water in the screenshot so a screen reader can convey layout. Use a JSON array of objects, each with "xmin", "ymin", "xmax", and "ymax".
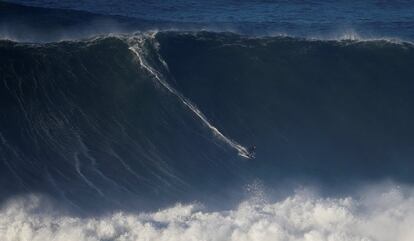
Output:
[
  {"xmin": 5, "ymin": 0, "xmax": 414, "ymax": 23},
  {"xmin": 4, "ymin": 0, "xmax": 414, "ymax": 40},
  {"xmin": 1, "ymin": 1, "xmax": 414, "ymax": 240}
]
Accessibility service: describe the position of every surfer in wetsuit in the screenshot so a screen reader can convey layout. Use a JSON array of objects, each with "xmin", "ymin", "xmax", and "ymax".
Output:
[{"xmin": 247, "ymin": 145, "xmax": 256, "ymax": 158}]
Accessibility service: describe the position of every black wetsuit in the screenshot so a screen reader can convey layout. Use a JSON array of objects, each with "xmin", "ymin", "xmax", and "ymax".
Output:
[{"xmin": 248, "ymin": 146, "xmax": 256, "ymax": 157}]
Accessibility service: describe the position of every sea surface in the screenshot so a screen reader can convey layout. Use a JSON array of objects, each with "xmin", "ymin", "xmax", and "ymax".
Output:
[{"xmin": 1, "ymin": 1, "xmax": 414, "ymax": 240}]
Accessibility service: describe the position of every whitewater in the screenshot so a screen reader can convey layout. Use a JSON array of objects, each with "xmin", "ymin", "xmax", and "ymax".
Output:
[{"xmin": 2, "ymin": 185, "xmax": 414, "ymax": 241}]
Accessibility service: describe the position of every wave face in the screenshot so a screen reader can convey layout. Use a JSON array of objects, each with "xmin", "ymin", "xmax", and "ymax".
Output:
[
  {"xmin": 1, "ymin": 32, "xmax": 414, "ymax": 213},
  {"xmin": 0, "ymin": 35, "xmax": 253, "ymax": 212},
  {"xmin": 153, "ymin": 32, "xmax": 414, "ymax": 183}
]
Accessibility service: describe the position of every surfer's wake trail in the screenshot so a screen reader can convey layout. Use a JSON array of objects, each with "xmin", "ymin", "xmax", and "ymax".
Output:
[{"xmin": 127, "ymin": 34, "xmax": 250, "ymax": 159}]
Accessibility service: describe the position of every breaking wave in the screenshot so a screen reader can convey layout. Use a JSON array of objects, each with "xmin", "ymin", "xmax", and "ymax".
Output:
[{"xmin": 2, "ymin": 2, "xmax": 414, "ymax": 240}]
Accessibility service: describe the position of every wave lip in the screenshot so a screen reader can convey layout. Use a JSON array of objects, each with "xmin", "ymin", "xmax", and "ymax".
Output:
[{"xmin": 2, "ymin": 2, "xmax": 414, "ymax": 43}]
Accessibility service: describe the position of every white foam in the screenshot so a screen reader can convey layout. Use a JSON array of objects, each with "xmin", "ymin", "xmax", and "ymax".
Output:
[{"xmin": 1, "ymin": 186, "xmax": 414, "ymax": 241}]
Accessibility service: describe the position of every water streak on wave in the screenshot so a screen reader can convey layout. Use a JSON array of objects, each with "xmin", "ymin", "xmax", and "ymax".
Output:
[{"xmin": 127, "ymin": 35, "xmax": 251, "ymax": 159}]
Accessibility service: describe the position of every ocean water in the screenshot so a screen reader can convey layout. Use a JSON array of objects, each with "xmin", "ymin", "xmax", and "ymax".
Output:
[
  {"xmin": 3, "ymin": 0, "xmax": 414, "ymax": 41},
  {"xmin": 1, "ymin": 1, "xmax": 414, "ymax": 240}
]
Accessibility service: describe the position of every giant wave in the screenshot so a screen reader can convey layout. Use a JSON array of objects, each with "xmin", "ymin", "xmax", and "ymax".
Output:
[{"xmin": 1, "ymin": 30, "xmax": 414, "ymax": 214}]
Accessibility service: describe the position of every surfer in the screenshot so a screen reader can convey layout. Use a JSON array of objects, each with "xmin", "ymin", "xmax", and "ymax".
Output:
[{"xmin": 247, "ymin": 145, "xmax": 256, "ymax": 158}]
